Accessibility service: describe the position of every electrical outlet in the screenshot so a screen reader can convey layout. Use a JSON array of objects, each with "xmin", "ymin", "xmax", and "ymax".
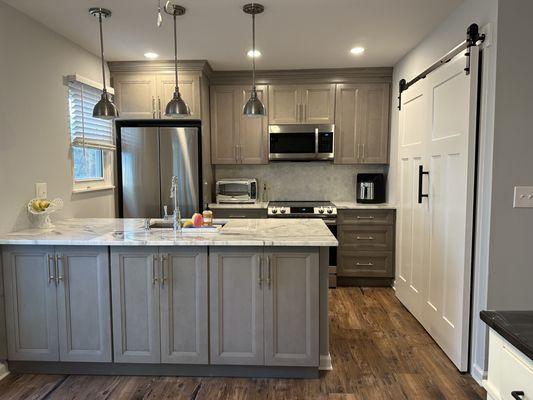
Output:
[
  {"xmin": 35, "ymin": 182, "xmax": 47, "ymax": 199},
  {"xmin": 513, "ymin": 186, "xmax": 533, "ymax": 208}
]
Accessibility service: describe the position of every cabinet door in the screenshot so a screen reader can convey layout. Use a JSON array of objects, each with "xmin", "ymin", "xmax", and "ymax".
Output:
[
  {"xmin": 264, "ymin": 248, "xmax": 319, "ymax": 367},
  {"xmin": 2, "ymin": 246, "xmax": 59, "ymax": 361},
  {"xmin": 210, "ymin": 86, "xmax": 238, "ymax": 164},
  {"xmin": 209, "ymin": 248, "xmax": 264, "ymax": 365},
  {"xmin": 239, "ymin": 85, "xmax": 269, "ymax": 164},
  {"xmin": 111, "ymin": 248, "xmax": 160, "ymax": 363},
  {"xmin": 302, "ymin": 84, "xmax": 336, "ymax": 124},
  {"xmin": 113, "ymin": 73, "xmax": 157, "ymax": 119},
  {"xmin": 268, "ymin": 85, "xmax": 301, "ymax": 124},
  {"xmin": 157, "ymin": 73, "xmax": 201, "ymax": 119},
  {"xmin": 160, "ymin": 248, "xmax": 208, "ymax": 364},
  {"xmin": 56, "ymin": 247, "xmax": 111, "ymax": 362},
  {"xmin": 359, "ymin": 84, "xmax": 390, "ymax": 164},
  {"xmin": 334, "ymin": 84, "xmax": 364, "ymax": 164}
]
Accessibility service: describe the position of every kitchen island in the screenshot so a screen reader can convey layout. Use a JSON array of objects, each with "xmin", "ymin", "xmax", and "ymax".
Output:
[{"xmin": 0, "ymin": 218, "xmax": 337, "ymax": 378}]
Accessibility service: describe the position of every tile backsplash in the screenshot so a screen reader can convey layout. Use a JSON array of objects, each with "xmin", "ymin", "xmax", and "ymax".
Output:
[{"xmin": 215, "ymin": 163, "xmax": 387, "ymax": 202}]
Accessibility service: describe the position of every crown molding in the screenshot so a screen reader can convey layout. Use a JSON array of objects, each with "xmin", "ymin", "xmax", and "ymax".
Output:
[{"xmin": 108, "ymin": 60, "xmax": 214, "ymax": 78}]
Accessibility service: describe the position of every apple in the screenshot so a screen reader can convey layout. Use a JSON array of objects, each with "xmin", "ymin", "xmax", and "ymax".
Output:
[{"xmin": 191, "ymin": 213, "xmax": 204, "ymax": 228}]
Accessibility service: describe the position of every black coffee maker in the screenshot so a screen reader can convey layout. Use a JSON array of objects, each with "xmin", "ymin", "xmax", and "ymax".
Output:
[{"xmin": 356, "ymin": 173, "xmax": 386, "ymax": 204}]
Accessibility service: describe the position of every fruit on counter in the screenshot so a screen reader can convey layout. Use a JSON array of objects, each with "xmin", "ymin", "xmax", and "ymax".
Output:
[
  {"xmin": 31, "ymin": 199, "xmax": 51, "ymax": 212},
  {"xmin": 182, "ymin": 220, "xmax": 194, "ymax": 228},
  {"xmin": 191, "ymin": 213, "xmax": 204, "ymax": 228}
]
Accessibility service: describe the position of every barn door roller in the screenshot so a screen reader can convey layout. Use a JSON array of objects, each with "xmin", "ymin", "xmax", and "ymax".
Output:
[{"xmin": 398, "ymin": 23, "xmax": 485, "ymax": 110}]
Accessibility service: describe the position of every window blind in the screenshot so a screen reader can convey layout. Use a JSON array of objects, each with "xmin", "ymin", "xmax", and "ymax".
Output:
[{"xmin": 68, "ymin": 77, "xmax": 115, "ymax": 150}]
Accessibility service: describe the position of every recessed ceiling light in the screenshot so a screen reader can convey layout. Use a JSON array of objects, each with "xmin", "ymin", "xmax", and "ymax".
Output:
[
  {"xmin": 247, "ymin": 49, "xmax": 261, "ymax": 58},
  {"xmin": 144, "ymin": 52, "xmax": 159, "ymax": 59},
  {"xmin": 350, "ymin": 47, "xmax": 365, "ymax": 55}
]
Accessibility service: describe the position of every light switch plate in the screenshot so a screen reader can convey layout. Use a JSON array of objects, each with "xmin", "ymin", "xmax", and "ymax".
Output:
[
  {"xmin": 513, "ymin": 186, "xmax": 533, "ymax": 208},
  {"xmin": 35, "ymin": 182, "xmax": 47, "ymax": 199}
]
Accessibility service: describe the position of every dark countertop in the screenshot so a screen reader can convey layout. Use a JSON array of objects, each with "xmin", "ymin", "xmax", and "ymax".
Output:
[{"xmin": 481, "ymin": 310, "xmax": 533, "ymax": 361}]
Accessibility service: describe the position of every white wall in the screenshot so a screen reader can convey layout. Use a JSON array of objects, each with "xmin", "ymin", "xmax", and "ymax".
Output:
[
  {"xmin": 389, "ymin": 0, "xmax": 499, "ymax": 383},
  {"xmin": 0, "ymin": 2, "xmax": 116, "ymax": 234}
]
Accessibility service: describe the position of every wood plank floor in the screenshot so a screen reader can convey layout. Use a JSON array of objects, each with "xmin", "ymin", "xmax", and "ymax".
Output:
[{"xmin": 0, "ymin": 288, "xmax": 485, "ymax": 400}]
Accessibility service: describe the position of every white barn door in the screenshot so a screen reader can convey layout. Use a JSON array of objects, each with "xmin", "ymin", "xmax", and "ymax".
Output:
[{"xmin": 396, "ymin": 48, "xmax": 479, "ymax": 371}]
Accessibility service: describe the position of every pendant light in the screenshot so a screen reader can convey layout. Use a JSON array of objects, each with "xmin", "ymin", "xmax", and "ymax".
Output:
[
  {"xmin": 164, "ymin": 3, "xmax": 190, "ymax": 117},
  {"xmin": 243, "ymin": 3, "xmax": 266, "ymax": 117},
  {"xmin": 89, "ymin": 8, "xmax": 119, "ymax": 119}
]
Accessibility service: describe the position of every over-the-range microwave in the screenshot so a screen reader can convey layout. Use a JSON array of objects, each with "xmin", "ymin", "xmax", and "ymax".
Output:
[{"xmin": 268, "ymin": 124, "xmax": 335, "ymax": 161}]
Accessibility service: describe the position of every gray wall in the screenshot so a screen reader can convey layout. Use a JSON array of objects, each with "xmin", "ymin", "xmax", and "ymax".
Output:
[
  {"xmin": 0, "ymin": 3, "xmax": 116, "ymax": 234},
  {"xmin": 215, "ymin": 164, "xmax": 387, "ymax": 202}
]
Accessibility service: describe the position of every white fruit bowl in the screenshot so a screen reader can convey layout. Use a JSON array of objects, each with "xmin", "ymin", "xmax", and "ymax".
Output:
[{"xmin": 27, "ymin": 198, "xmax": 63, "ymax": 229}]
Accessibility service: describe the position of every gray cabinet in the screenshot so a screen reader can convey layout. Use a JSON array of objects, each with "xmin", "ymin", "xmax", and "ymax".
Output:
[
  {"xmin": 111, "ymin": 247, "xmax": 208, "ymax": 364},
  {"xmin": 210, "ymin": 85, "xmax": 268, "ymax": 165},
  {"xmin": 335, "ymin": 83, "xmax": 390, "ymax": 164},
  {"xmin": 209, "ymin": 247, "xmax": 319, "ymax": 367},
  {"xmin": 2, "ymin": 245, "xmax": 111, "ymax": 362}
]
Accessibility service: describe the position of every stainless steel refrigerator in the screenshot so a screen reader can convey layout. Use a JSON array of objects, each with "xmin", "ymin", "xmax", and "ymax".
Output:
[{"xmin": 116, "ymin": 120, "xmax": 203, "ymax": 219}]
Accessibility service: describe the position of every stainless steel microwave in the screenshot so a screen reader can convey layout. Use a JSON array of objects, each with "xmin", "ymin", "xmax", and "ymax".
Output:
[
  {"xmin": 216, "ymin": 179, "xmax": 258, "ymax": 204},
  {"xmin": 268, "ymin": 124, "xmax": 335, "ymax": 161}
]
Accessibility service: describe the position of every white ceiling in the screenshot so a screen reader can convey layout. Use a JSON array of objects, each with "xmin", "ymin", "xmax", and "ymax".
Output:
[{"xmin": 4, "ymin": 0, "xmax": 463, "ymax": 70}]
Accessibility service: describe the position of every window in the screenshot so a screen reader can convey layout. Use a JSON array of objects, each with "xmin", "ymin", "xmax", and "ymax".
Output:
[{"xmin": 67, "ymin": 75, "xmax": 115, "ymax": 192}]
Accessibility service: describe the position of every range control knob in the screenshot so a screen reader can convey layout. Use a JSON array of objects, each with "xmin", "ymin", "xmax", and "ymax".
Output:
[
  {"xmin": 280, "ymin": 208, "xmax": 286, "ymax": 214},
  {"xmin": 271, "ymin": 208, "xmax": 278, "ymax": 214},
  {"xmin": 318, "ymin": 207, "xmax": 324, "ymax": 214},
  {"xmin": 327, "ymin": 208, "xmax": 333, "ymax": 214}
]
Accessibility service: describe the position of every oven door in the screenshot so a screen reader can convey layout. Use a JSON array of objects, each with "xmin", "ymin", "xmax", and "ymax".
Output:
[{"xmin": 269, "ymin": 124, "xmax": 334, "ymax": 161}]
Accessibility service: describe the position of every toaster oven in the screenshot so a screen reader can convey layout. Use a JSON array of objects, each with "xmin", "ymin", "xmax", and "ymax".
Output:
[{"xmin": 216, "ymin": 179, "xmax": 258, "ymax": 204}]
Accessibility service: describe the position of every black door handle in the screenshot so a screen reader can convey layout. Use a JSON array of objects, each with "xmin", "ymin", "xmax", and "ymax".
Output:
[
  {"xmin": 511, "ymin": 391, "xmax": 524, "ymax": 400},
  {"xmin": 418, "ymin": 165, "xmax": 429, "ymax": 204}
]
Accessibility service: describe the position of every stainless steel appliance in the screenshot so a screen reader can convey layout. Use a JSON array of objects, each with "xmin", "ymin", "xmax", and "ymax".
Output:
[
  {"xmin": 356, "ymin": 173, "xmax": 386, "ymax": 204},
  {"xmin": 268, "ymin": 124, "xmax": 334, "ymax": 161},
  {"xmin": 116, "ymin": 120, "xmax": 203, "ymax": 218},
  {"xmin": 216, "ymin": 178, "xmax": 258, "ymax": 204}
]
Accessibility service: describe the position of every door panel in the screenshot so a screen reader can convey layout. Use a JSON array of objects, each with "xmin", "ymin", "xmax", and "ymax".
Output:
[
  {"xmin": 56, "ymin": 247, "xmax": 111, "ymax": 362},
  {"xmin": 302, "ymin": 84, "xmax": 335, "ymax": 124},
  {"xmin": 2, "ymin": 246, "xmax": 59, "ymax": 361},
  {"xmin": 239, "ymin": 85, "xmax": 268, "ymax": 164},
  {"xmin": 113, "ymin": 73, "xmax": 157, "ymax": 119},
  {"xmin": 264, "ymin": 248, "xmax": 319, "ymax": 366},
  {"xmin": 210, "ymin": 86, "xmax": 238, "ymax": 164},
  {"xmin": 268, "ymin": 86, "xmax": 300, "ymax": 124},
  {"xmin": 334, "ymin": 84, "xmax": 362, "ymax": 164},
  {"xmin": 120, "ymin": 127, "xmax": 160, "ymax": 218},
  {"xmin": 160, "ymin": 248, "xmax": 208, "ymax": 364},
  {"xmin": 360, "ymin": 84, "xmax": 390, "ymax": 163},
  {"xmin": 111, "ymin": 248, "xmax": 160, "ymax": 363},
  {"xmin": 209, "ymin": 248, "xmax": 264, "ymax": 365}
]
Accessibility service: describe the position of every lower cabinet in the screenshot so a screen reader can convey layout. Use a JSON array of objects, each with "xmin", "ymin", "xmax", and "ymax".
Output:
[
  {"xmin": 111, "ymin": 247, "xmax": 208, "ymax": 364},
  {"xmin": 2, "ymin": 246, "xmax": 111, "ymax": 362},
  {"xmin": 209, "ymin": 247, "xmax": 319, "ymax": 367}
]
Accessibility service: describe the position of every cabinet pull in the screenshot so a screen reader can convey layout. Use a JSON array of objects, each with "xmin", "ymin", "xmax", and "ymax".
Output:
[
  {"xmin": 258, "ymin": 256, "xmax": 263, "ymax": 288},
  {"xmin": 160, "ymin": 254, "xmax": 167, "ymax": 286},
  {"xmin": 362, "ymin": 143, "xmax": 366, "ymax": 159},
  {"xmin": 228, "ymin": 215, "xmax": 247, "ymax": 219},
  {"xmin": 152, "ymin": 97, "xmax": 156, "ymax": 119},
  {"xmin": 356, "ymin": 236, "xmax": 374, "ymax": 240},
  {"xmin": 47, "ymin": 254, "xmax": 55, "ymax": 285},
  {"xmin": 152, "ymin": 254, "xmax": 158, "ymax": 285},
  {"xmin": 55, "ymin": 254, "xmax": 64, "ymax": 284},
  {"xmin": 511, "ymin": 392, "xmax": 524, "ymax": 400},
  {"xmin": 356, "ymin": 262, "xmax": 374, "ymax": 267},
  {"xmin": 266, "ymin": 255, "xmax": 271, "ymax": 288},
  {"xmin": 357, "ymin": 144, "xmax": 361, "ymax": 160},
  {"xmin": 234, "ymin": 144, "xmax": 237, "ymax": 161},
  {"xmin": 158, "ymin": 97, "xmax": 162, "ymax": 118},
  {"xmin": 356, "ymin": 216, "xmax": 375, "ymax": 220},
  {"xmin": 302, "ymin": 104, "xmax": 306, "ymax": 122}
]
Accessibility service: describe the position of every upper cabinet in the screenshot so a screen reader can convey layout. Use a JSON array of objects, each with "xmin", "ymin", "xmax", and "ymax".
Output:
[
  {"xmin": 268, "ymin": 84, "xmax": 335, "ymax": 124},
  {"xmin": 210, "ymin": 85, "xmax": 268, "ymax": 165},
  {"xmin": 112, "ymin": 72, "xmax": 201, "ymax": 119},
  {"xmin": 334, "ymin": 83, "xmax": 390, "ymax": 164}
]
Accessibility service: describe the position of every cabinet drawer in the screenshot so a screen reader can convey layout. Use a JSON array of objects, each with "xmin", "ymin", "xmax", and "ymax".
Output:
[
  {"xmin": 211, "ymin": 208, "xmax": 267, "ymax": 219},
  {"xmin": 500, "ymin": 344, "xmax": 533, "ymax": 400},
  {"xmin": 338, "ymin": 251, "xmax": 393, "ymax": 278},
  {"xmin": 338, "ymin": 225, "xmax": 393, "ymax": 250},
  {"xmin": 338, "ymin": 210, "xmax": 394, "ymax": 225}
]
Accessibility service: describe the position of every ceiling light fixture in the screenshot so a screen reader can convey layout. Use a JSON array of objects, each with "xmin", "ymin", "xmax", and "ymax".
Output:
[
  {"xmin": 89, "ymin": 8, "xmax": 119, "ymax": 119},
  {"xmin": 164, "ymin": 2, "xmax": 190, "ymax": 117},
  {"xmin": 350, "ymin": 46, "xmax": 365, "ymax": 55},
  {"xmin": 144, "ymin": 52, "xmax": 159, "ymax": 59},
  {"xmin": 247, "ymin": 49, "xmax": 261, "ymax": 58},
  {"xmin": 242, "ymin": 3, "xmax": 266, "ymax": 117}
]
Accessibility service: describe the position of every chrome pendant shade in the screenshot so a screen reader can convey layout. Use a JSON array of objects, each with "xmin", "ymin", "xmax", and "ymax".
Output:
[
  {"xmin": 89, "ymin": 8, "xmax": 119, "ymax": 119},
  {"xmin": 243, "ymin": 3, "xmax": 266, "ymax": 117},
  {"xmin": 164, "ymin": 3, "xmax": 190, "ymax": 117}
]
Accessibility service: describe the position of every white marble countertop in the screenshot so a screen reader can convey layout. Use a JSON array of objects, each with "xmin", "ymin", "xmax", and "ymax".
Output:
[
  {"xmin": 0, "ymin": 218, "xmax": 338, "ymax": 247},
  {"xmin": 332, "ymin": 202, "xmax": 396, "ymax": 210},
  {"xmin": 207, "ymin": 202, "xmax": 269, "ymax": 209}
]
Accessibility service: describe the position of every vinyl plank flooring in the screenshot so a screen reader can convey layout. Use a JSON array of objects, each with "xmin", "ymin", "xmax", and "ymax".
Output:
[{"xmin": 0, "ymin": 288, "xmax": 485, "ymax": 400}]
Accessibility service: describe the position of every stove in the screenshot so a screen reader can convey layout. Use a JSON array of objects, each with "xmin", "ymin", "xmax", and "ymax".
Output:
[{"xmin": 267, "ymin": 201, "xmax": 337, "ymax": 219}]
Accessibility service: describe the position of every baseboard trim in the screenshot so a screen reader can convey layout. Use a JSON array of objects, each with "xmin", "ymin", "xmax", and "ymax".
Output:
[
  {"xmin": 319, "ymin": 354, "xmax": 332, "ymax": 371},
  {"xmin": 470, "ymin": 362, "xmax": 487, "ymax": 384},
  {"xmin": 0, "ymin": 362, "xmax": 9, "ymax": 381}
]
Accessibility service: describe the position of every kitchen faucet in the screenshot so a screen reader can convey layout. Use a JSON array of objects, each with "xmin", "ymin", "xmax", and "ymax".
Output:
[{"xmin": 170, "ymin": 176, "xmax": 181, "ymax": 232}]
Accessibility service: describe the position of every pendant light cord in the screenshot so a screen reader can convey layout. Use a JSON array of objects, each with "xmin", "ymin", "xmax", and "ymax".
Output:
[
  {"xmin": 98, "ymin": 12, "xmax": 107, "ymax": 93},
  {"xmin": 174, "ymin": 14, "xmax": 180, "ymax": 93},
  {"xmin": 251, "ymin": 10, "xmax": 256, "ymax": 92}
]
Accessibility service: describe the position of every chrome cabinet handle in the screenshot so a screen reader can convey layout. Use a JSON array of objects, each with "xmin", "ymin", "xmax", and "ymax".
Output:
[
  {"xmin": 234, "ymin": 145, "xmax": 237, "ymax": 162},
  {"xmin": 356, "ymin": 262, "xmax": 374, "ymax": 266},
  {"xmin": 55, "ymin": 254, "xmax": 64, "ymax": 284},
  {"xmin": 47, "ymin": 254, "xmax": 55, "ymax": 285},
  {"xmin": 258, "ymin": 255, "xmax": 263, "ymax": 288},
  {"xmin": 158, "ymin": 97, "xmax": 162, "ymax": 118},
  {"xmin": 362, "ymin": 143, "xmax": 365, "ymax": 159},
  {"xmin": 152, "ymin": 254, "xmax": 158, "ymax": 285},
  {"xmin": 266, "ymin": 255, "xmax": 271, "ymax": 289},
  {"xmin": 152, "ymin": 97, "xmax": 156, "ymax": 118},
  {"xmin": 357, "ymin": 144, "xmax": 361, "ymax": 160},
  {"xmin": 356, "ymin": 216, "xmax": 375, "ymax": 220},
  {"xmin": 356, "ymin": 236, "xmax": 374, "ymax": 240},
  {"xmin": 302, "ymin": 104, "xmax": 306, "ymax": 122},
  {"xmin": 228, "ymin": 215, "xmax": 247, "ymax": 218},
  {"xmin": 160, "ymin": 254, "xmax": 167, "ymax": 286},
  {"xmin": 511, "ymin": 392, "xmax": 524, "ymax": 400}
]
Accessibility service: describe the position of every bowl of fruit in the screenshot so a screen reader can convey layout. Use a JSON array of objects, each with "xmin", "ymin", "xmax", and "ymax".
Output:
[{"xmin": 27, "ymin": 198, "xmax": 63, "ymax": 229}]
